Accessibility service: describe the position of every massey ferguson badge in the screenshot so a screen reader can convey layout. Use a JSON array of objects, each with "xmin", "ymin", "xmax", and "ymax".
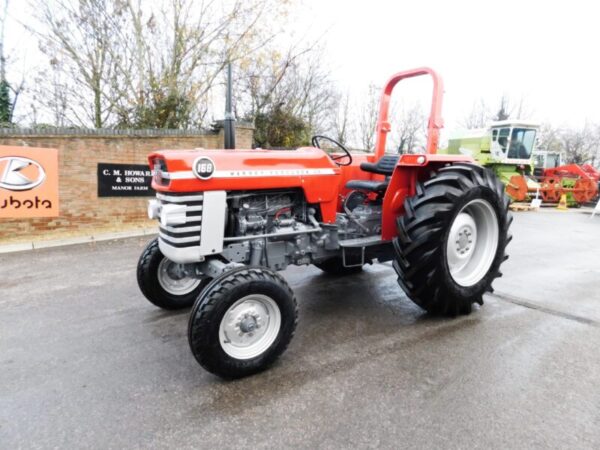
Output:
[{"xmin": 193, "ymin": 157, "xmax": 215, "ymax": 179}]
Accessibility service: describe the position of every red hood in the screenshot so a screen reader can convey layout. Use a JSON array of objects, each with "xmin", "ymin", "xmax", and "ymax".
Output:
[{"xmin": 148, "ymin": 147, "xmax": 341, "ymax": 195}]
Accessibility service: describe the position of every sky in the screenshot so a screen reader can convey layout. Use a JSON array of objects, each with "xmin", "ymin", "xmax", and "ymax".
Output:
[
  {"xmin": 296, "ymin": 0, "xmax": 600, "ymax": 130},
  {"xmin": 4, "ymin": 0, "xmax": 600, "ymax": 133}
]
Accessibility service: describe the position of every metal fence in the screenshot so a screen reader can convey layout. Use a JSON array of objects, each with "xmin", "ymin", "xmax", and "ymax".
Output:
[{"xmin": 0, "ymin": 127, "xmax": 216, "ymax": 137}]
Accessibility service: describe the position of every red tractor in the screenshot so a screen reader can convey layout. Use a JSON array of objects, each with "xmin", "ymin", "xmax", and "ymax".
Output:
[{"xmin": 137, "ymin": 68, "xmax": 512, "ymax": 378}]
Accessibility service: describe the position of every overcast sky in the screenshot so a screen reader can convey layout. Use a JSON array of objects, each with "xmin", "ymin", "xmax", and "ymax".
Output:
[
  {"xmin": 297, "ymin": 0, "xmax": 599, "ymax": 130},
  {"xmin": 5, "ymin": 0, "xmax": 599, "ymax": 131}
]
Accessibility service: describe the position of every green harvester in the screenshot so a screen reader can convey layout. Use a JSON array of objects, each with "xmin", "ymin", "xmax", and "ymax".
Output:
[{"xmin": 441, "ymin": 120, "xmax": 539, "ymax": 201}]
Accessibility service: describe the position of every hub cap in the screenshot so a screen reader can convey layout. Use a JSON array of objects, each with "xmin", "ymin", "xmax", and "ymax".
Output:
[
  {"xmin": 219, "ymin": 295, "xmax": 281, "ymax": 360},
  {"xmin": 157, "ymin": 258, "xmax": 201, "ymax": 295},
  {"xmin": 446, "ymin": 199, "xmax": 499, "ymax": 287}
]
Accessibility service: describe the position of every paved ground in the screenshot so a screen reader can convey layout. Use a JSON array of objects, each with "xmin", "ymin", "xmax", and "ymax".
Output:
[{"xmin": 2, "ymin": 208, "xmax": 600, "ymax": 449}]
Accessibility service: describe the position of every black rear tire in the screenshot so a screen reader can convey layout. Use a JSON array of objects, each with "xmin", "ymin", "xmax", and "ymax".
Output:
[
  {"xmin": 137, "ymin": 238, "xmax": 210, "ymax": 310},
  {"xmin": 392, "ymin": 163, "xmax": 512, "ymax": 316},
  {"xmin": 188, "ymin": 266, "xmax": 298, "ymax": 379},
  {"xmin": 314, "ymin": 257, "xmax": 363, "ymax": 275}
]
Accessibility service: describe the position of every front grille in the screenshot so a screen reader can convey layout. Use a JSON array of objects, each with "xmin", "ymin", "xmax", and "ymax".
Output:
[{"xmin": 156, "ymin": 192, "xmax": 203, "ymax": 248}]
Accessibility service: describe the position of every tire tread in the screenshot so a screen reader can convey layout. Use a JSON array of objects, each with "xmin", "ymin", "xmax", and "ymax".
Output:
[{"xmin": 392, "ymin": 163, "xmax": 512, "ymax": 316}]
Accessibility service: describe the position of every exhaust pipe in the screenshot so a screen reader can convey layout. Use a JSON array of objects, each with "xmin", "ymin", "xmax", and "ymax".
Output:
[{"xmin": 224, "ymin": 62, "xmax": 236, "ymax": 150}]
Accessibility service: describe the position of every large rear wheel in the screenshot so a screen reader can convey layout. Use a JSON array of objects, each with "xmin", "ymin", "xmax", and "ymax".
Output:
[{"xmin": 392, "ymin": 163, "xmax": 512, "ymax": 316}]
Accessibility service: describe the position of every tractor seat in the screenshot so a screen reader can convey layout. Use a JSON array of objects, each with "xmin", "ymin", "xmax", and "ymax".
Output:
[
  {"xmin": 346, "ymin": 179, "xmax": 390, "ymax": 192},
  {"xmin": 345, "ymin": 154, "xmax": 400, "ymax": 193}
]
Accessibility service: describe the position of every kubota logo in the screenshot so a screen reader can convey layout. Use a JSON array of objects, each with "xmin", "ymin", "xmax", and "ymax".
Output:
[{"xmin": 0, "ymin": 156, "xmax": 46, "ymax": 191}]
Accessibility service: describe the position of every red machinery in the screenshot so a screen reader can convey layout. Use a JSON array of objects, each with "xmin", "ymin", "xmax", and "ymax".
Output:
[
  {"xmin": 538, "ymin": 164, "xmax": 599, "ymax": 204},
  {"xmin": 137, "ymin": 68, "xmax": 512, "ymax": 378}
]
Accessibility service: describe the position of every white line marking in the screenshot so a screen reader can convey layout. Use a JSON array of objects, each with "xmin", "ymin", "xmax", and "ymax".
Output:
[{"xmin": 167, "ymin": 168, "xmax": 337, "ymax": 180}]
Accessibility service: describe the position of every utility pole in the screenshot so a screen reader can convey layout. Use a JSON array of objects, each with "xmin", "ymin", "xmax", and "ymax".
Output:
[{"xmin": 223, "ymin": 62, "xmax": 236, "ymax": 149}]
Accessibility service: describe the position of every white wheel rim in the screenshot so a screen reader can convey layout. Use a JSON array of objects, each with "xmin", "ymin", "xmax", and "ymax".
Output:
[
  {"xmin": 219, "ymin": 294, "xmax": 281, "ymax": 360},
  {"xmin": 446, "ymin": 199, "xmax": 499, "ymax": 287},
  {"xmin": 157, "ymin": 258, "xmax": 201, "ymax": 295}
]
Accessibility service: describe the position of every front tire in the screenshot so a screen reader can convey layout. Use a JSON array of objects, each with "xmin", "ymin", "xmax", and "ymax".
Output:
[
  {"xmin": 137, "ymin": 238, "xmax": 210, "ymax": 310},
  {"xmin": 188, "ymin": 267, "xmax": 298, "ymax": 379},
  {"xmin": 392, "ymin": 163, "xmax": 512, "ymax": 316}
]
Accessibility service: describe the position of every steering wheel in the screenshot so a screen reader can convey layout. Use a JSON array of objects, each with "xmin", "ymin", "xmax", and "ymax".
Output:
[{"xmin": 311, "ymin": 135, "xmax": 353, "ymax": 166}]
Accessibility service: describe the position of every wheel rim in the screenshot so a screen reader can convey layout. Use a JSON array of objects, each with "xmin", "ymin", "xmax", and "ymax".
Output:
[
  {"xmin": 446, "ymin": 199, "xmax": 499, "ymax": 287},
  {"xmin": 157, "ymin": 258, "xmax": 201, "ymax": 295},
  {"xmin": 219, "ymin": 294, "xmax": 281, "ymax": 360}
]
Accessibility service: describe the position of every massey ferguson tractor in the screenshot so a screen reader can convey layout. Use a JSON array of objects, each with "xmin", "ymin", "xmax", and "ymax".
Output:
[{"xmin": 137, "ymin": 67, "xmax": 512, "ymax": 379}]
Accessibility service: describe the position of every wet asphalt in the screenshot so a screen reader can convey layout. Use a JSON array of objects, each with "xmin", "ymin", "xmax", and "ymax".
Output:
[{"xmin": 1, "ymin": 208, "xmax": 600, "ymax": 449}]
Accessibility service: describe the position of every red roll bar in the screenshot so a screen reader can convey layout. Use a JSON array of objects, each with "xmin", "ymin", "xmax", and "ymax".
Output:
[{"xmin": 374, "ymin": 67, "xmax": 444, "ymax": 159}]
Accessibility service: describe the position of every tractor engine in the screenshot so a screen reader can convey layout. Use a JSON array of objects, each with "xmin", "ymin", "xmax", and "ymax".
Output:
[
  {"xmin": 215, "ymin": 189, "xmax": 328, "ymax": 271},
  {"xmin": 226, "ymin": 190, "xmax": 307, "ymax": 237}
]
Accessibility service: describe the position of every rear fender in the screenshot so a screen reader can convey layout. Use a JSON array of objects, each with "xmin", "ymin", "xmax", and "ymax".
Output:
[{"xmin": 381, "ymin": 154, "xmax": 474, "ymax": 240}]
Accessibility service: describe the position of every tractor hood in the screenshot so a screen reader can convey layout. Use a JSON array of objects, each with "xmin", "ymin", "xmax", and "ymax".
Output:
[{"xmin": 148, "ymin": 147, "xmax": 341, "ymax": 196}]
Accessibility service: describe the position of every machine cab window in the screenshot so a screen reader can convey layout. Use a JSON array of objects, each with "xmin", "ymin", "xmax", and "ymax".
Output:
[
  {"xmin": 493, "ymin": 128, "xmax": 511, "ymax": 153},
  {"xmin": 546, "ymin": 152, "xmax": 561, "ymax": 168},
  {"xmin": 491, "ymin": 124, "xmax": 537, "ymax": 161},
  {"xmin": 507, "ymin": 128, "xmax": 536, "ymax": 159}
]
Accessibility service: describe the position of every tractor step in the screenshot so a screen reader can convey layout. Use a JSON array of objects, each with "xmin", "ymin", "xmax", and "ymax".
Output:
[{"xmin": 339, "ymin": 235, "xmax": 386, "ymax": 248}]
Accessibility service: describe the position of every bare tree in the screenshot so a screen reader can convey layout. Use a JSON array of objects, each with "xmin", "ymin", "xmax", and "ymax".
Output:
[
  {"xmin": 331, "ymin": 90, "xmax": 350, "ymax": 145},
  {"xmin": 114, "ymin": 0, "xmax": 283, "ymax": 128},
  {"xmin": 32, "ymin": 0, "xmax": 125, "ymax": 127},
  {"xmin": 31, "ymin": 65, "xmax": 69, "ymax": 127},
  {"xmin": 291, "ymin": 49, "xmax": 338, "ymax": 135},
  {"xmin": 561, "ymin": 122, "xmax": 600, "ymax": 165},
  {"xmin": 536, "ymin": 122, "xmax": 600, "ymax": 165},
  {"xmin": 355, "ymin": 84, "xmax": 379, "ymax": 151},
  {"xmin": 389, "ymin": 102, "xmax": 426, "ymax": 153},
  {"xmin": 234, "ymin": 42, "xmax": 315, "ymax": 122},
  {"xmin": 234, "ymin": 41, "xmax": 338, "ymax": 146},
  {"xmin": 460, "ymin": 94, "xmax": 533, "ymax": 130},
  {"xmin": 31, "ymin": 0, "xmax": 287, "ymax": 128},
  {"xmin": 536, "ymin": 123, "xmax": 563, "ymax": 153},
  {"xmin": 594, "ymin": 123, "xmax": 600, "ymax": 166},
  {"xmin": 494, "ymin": 95, "xmax": 511, "ymax": 121},
  {"xmin": 513, "ymin": 95, "xmax": 533, "ymax": 120},
  {"xmin": 493, "ymin": 94, "xmax": 532, "ymax": 121},
  {"xmin": 460, "ymin": 98, "xmax": 491, "ymax": 129}
]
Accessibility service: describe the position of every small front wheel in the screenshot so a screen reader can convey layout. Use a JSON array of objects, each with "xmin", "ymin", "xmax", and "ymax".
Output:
[
  {"xmin": 188, "ymin": 267, "xmax": 298, "ymax": 379},
  {"xmin": 137, "ymin": 238, "xmax": 210, "ymax": 310}
]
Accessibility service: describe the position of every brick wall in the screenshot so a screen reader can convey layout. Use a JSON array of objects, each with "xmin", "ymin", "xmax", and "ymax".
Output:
[{"xmin": 0, "ymin": 125, "xmax": 253, "ymax": 244}]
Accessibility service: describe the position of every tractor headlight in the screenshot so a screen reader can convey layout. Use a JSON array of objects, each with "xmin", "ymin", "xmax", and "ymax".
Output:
[
  {"xmin": 151, "ymin": 157, "xmax": 169, "ymax": 186},
  {"xmin": 147, "ymin": 199, "xmax": 161, "ymax": 220}
]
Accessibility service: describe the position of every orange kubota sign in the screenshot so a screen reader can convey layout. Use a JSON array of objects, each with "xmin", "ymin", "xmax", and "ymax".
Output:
[{"xmin": 0, "ymin": 146, "xmax": 59, "ymax": 218}]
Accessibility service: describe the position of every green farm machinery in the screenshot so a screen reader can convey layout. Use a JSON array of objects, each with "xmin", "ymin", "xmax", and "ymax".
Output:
[
  {"xmin": 442, "ymin": 122, "xmax": 598, "ymax": 205},
  {"xmin": 442, "ymin": 120, "xmax": 539, "ymax": 201}
]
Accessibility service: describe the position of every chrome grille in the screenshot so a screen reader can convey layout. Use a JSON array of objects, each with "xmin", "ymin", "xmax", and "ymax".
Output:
[{"xmin": 156, "ymin": 192, "xmax": 203, "ymax": 248}]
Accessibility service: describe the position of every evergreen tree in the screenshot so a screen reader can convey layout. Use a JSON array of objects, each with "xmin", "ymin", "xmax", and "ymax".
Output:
[{"xmin": 0, "ymin": 77, "xmax": 11, "ymax": 123}]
